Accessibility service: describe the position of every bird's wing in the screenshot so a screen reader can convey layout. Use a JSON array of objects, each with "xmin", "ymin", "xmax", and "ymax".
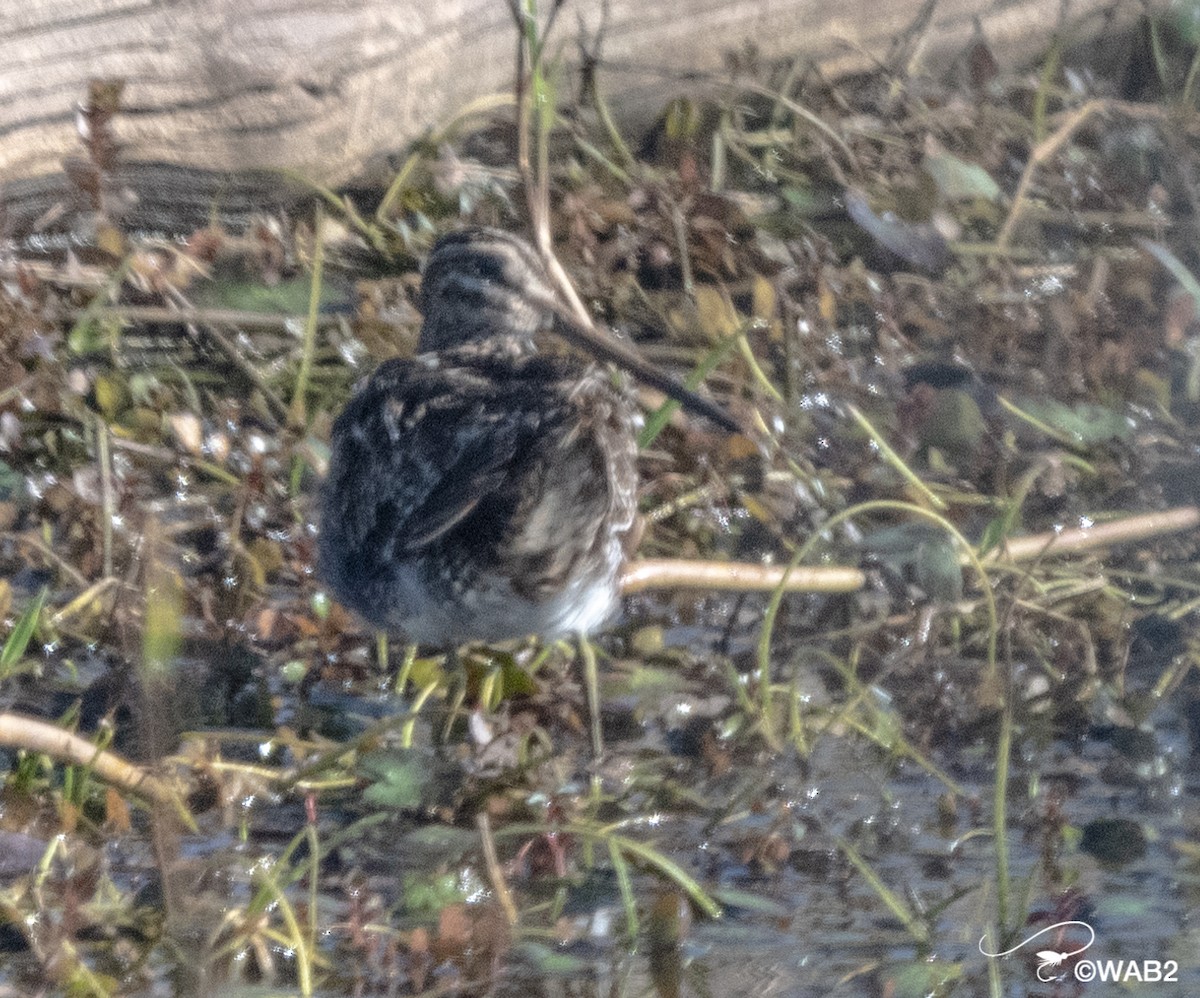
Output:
[
  {"xmin": 322, "ymin": 355, "xmax": 552, "ymax": 573},
  {"xmin": 389, "ymin": 404, "xmax": 523, "ymax": 553}
]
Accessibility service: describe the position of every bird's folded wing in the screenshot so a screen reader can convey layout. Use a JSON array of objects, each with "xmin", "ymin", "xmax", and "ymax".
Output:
[{"xmin": 335, "ymin": 361, "xmax": 545, "ymax": 563}]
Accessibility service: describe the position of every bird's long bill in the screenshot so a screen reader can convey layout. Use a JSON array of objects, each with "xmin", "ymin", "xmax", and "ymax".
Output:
[{"xmin": 537, "ymin": 294, "xmax": 744, "ymax": 435}]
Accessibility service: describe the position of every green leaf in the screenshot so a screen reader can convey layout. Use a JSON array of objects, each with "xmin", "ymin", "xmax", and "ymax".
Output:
[
  {"xmin": 359, "ymin": 749, "xmax": 432, "ymax": 809},
  {"xmin": 913, "ymin": 534, "xmax": 964, "ymax": 603},
  {"xmin": 1018, "ymin": 399, "xmax": 1131, "ymax": 445},
  {"xmin": 514, "ymin": 941, "xmax": 593, "ymax": 976},
  {"xmin": 68, "ymin": 315, "xmax": 121, "ymax": 356},
  {"xmin": 709, "ymin": 886, "xmax": 791, "ymax": 917},
  {"xmin": 861, "ymin": 523, "xmax": 964, "ymax": 603},
  {"xmin": 922, "ymin": 149, "xmax": 1002, "ymax": 202},
  {"xmin": 401, "ymin": 871, "xmax": 465, "ymax": 913},
  {"xmin": 918, "ymin": 389, "xmax": 986, "ymax": 460},
  {"xmin": 499, "ymin": 658, "xmax": 538, "ymax": 698},
  {"xmin": 191, "ymin": 275, "xmax": 347, "ymax": 314},
  {"xmin": 401, "ymin": 824, "xmax": 479, "ymax": 854},
  {"xmin": 889, "ymin": 959, "xmax": 963, "ymax": 998},
  {"xmin": 977, "ymin": 513, "xmax": 1010, "ymax": 558},
  {"xmin": 0, "ymin": 587, "xmax": 47, "ymax": 676}
]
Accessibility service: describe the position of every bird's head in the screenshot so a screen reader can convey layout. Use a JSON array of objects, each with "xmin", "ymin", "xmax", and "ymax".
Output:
[{"xmin": 417, "ymin": 228, "xmax": 553, "ymax": 353}]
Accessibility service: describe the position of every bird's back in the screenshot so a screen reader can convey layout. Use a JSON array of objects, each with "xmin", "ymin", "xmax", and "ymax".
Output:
[{"xmin": 319, "ymin": 348, "xmax": 638, "ymax": 643}]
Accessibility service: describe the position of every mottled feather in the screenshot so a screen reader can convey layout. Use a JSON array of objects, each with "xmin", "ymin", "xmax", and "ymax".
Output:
[{"xmin": 319, "ymin": 229, "xmax": 640, "ymax": 645}]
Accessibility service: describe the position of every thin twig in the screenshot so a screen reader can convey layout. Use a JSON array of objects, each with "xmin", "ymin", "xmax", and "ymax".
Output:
[
  {"xmin": 193, "ymin": 321, "xmax": 290, "ymax": 425},
  {"xmin": 847, "ymin": 403, "xmax": 947, "ymax": 511},
  {"xmin": 670, "ymin": 201, "xmax": 695, "ymax": 298},
  {"xmin": 735, "ymin": 79, "xmax": 859, "ymax": 173},
  {"xmin": 68, "ymin": 305, "xmax": 345, "ymax": 329},
  {"xmin": 510, "ymin": 0, "xmax": 535, "ymax": 228},
  {"xmin": 996, "ymin": 99, "xmax": 1105, "ymax": 249},
  {"xmin": 621, "ymin": 506, "xmax": 1200, "ymax": 595},
  {"xmin": 96, "ymin": 416, "xmax": 114, "ymax": 579},
  {"xmin": 109, "ymin": 437, "xmax": 241, "ymax": 485},
  {"xmin": 995, "ymin": 506, "xmax": 1200, "ymax": 563},
  {"xmin": 288, "ymin": 206, "xmax": 325, "ymax": 428},
  {"xmin": 508, "ymin": 0, "xmax": 593, "ymax": 327},
  {"xmin": 51, "ymin": 577, "xmax": 121, "ymax": 627},
  {"xmin": 621, "ymin": 559, "xmax": 865, "ymax": 594},
  {"xmin": 476, "ymin": 813, "xmax": 520, "ymax": 927},
  {"xmin": 0, "ymin": 711, "xmax": 187, "ymax": 814},
  {"xmin": 15, "ymin": 534, "xmax": 90, "ymax": 589}
]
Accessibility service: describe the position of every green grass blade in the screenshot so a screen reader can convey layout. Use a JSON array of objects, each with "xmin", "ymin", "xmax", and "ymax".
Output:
[{"xmin": 0, "ymin": 588, "xmax": 47, "ymax": 676}]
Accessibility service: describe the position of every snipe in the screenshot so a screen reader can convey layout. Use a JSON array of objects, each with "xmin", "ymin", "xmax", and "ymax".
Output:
[{"xmin": 319, "ymin": 228, "xmax": 646, "ymax": 644}]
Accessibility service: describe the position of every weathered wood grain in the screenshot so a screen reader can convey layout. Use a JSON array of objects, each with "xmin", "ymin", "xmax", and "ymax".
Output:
[{"xmin": 0, "ymin": 0, "xmax": 1138, "ymax": 232}]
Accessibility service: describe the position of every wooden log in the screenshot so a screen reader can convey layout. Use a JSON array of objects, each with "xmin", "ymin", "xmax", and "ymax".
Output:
[{"xmin": 0, "ymin": 0, "xmax": 1139, "ymax": 234}]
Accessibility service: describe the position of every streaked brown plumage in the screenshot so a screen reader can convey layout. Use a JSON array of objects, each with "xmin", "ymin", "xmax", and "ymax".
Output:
[{"xmin": 319, "ymin": 228, "xmax": 640, "ymax": 644}]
